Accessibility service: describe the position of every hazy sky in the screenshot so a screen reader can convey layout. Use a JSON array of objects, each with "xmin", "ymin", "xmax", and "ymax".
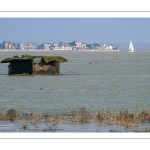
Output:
[{"xmin": 0, "ymin": 18, "xmax": 150, "ymax": 44}]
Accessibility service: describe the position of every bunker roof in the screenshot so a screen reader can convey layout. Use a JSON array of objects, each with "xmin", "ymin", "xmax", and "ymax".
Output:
[{"xmin": 1, "ymin": 55, "xmax": 68, "ymax": 63}]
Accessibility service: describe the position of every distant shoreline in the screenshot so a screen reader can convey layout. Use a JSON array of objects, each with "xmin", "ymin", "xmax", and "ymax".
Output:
[
  {"xmin": 0, "ymin": 49, "xmax": 120, "ymax": 52},
  {"xmin": 0, "ymin": 49, "xmax": 149, "ymax": 52}
]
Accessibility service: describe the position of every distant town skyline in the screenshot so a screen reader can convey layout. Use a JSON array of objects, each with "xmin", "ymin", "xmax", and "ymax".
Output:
[
  {"xmin": 0, "ymin": 18, "xmax": 150, "ymax": 44},
  {"xmin": 0, "ymin": 39, "xmax": 120, "ymax": 51}
]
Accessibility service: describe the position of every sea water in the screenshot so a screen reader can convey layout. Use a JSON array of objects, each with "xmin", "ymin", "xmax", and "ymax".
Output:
[{"xmin": 0, "ymin": 50, "xmax": 150, "ymax": 132}]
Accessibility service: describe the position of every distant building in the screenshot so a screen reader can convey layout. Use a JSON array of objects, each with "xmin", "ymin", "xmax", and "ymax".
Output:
[
  {"xmin": 1, "ymin": 41, "xmax": 8, "ymax": 49},
  {"xmin": 1, "ymin": 41, "xmax": 13, "ymax": 49},
  {"xmin": 17, "ymin": 43, "xmax": 25, "ymax": 50},
  {"xmin": 68, "ymin": 39, "xmax": 86, "ymax": 51},
  {"xmin": 37, "ymin": 43, "xmax": 50, "ymax": 50},
  {"xmin": 58, "ymin": 41, "xmax": 64, "ymax": 47},
  {"xmin": 52, "ymin": 42, "xmax": 72, "ymax": 51},
  {"xmin": 82, "ymin": 43, "xmax": 86, "ymax": 48},
  {"xmin": 26, "ymin": 43, "xmax": 37, "ymax": 49},
  {"xmin": 91, "ymin": 43, "xmax": 100, "ymax": 49},
  {"xmin": 17, "ymin": 43, "xmax": 37, "ymax": 50},
  {"xmin": 11, "ymin": 42, "xmax": 18, "ymax": 49}
]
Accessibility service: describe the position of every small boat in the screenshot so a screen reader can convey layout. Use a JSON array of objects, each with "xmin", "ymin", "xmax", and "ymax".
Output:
[{"xmin": 127, "ymin": 41, "xmax": 134, "ymax": 52}]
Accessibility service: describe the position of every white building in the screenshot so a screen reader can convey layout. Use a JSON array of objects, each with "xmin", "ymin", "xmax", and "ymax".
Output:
[{"xmin": 37, "ymin": 44, "xmax": 50, "ymax": 50}]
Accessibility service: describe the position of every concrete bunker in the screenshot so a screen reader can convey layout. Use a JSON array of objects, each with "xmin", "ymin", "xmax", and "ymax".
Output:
[{"xmin": 1, "ymin": 55, "xmax": 68, "ymax": 75}]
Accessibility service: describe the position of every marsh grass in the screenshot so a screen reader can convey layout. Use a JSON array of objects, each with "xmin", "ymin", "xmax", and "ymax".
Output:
[
  {"xmin": 71, "ymin": 107, "xmax": 90, "ymax": 123},
  {"xmin": 6, "ymin": 109, "xmax": 20, "ymax": 122},
  {"xmin": 1, "ymin": 107, "xmax": 150, "ymax": 132},
  {"xmin": 94, "ymin": 107, "xmax": 150, "ymax": 128}
]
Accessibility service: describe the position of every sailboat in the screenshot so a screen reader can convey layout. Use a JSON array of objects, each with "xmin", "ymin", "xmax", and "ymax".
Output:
[{"xmin": 127, "ymin": 41, "xmax": 134, "ymax": 52}]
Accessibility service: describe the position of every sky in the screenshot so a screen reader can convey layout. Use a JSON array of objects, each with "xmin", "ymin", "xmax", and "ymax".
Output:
[{"xmin": 0, "ymin": 18, "xmax": 150, "ymax": 44}]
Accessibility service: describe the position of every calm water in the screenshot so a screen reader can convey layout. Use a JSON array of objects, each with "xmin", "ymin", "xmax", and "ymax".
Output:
[{"xmin": 0, "ymin": 50, "xmax": 150, "ymax": 115}]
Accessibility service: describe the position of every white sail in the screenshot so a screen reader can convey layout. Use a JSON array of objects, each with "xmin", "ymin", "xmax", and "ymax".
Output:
[{"xmin": 128, "ymin": 41, "xmax": 134, "ymax": 52}]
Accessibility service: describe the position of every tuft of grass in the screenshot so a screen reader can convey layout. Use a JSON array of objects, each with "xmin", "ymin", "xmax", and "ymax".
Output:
[
  {"xmin": 78, "ymin": 107, "xmax": 90, "ymax": 123},
  {"xmin": 94, "ymin": 108, "xmax": 103, "ymax": 123},
  {"xmin": 69, "ymin": 107, "xmax": 91, "ymax": 123},
  {"xmin": 139, "ymin": 109, "xmax": 150, "ymax": 123},
  {"xmin": 7, "ymin": 109, "xmax": 20, "ymax": 122}
]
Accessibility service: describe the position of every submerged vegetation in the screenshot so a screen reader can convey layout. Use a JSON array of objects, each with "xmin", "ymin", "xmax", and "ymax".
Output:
[
  {"xmin": 1, "ymin": 107, "xmax": 150, "ymax": 132},
  {"xmin": 13, "ymin": 73, "xmax": 33, "ymax": 76}
]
